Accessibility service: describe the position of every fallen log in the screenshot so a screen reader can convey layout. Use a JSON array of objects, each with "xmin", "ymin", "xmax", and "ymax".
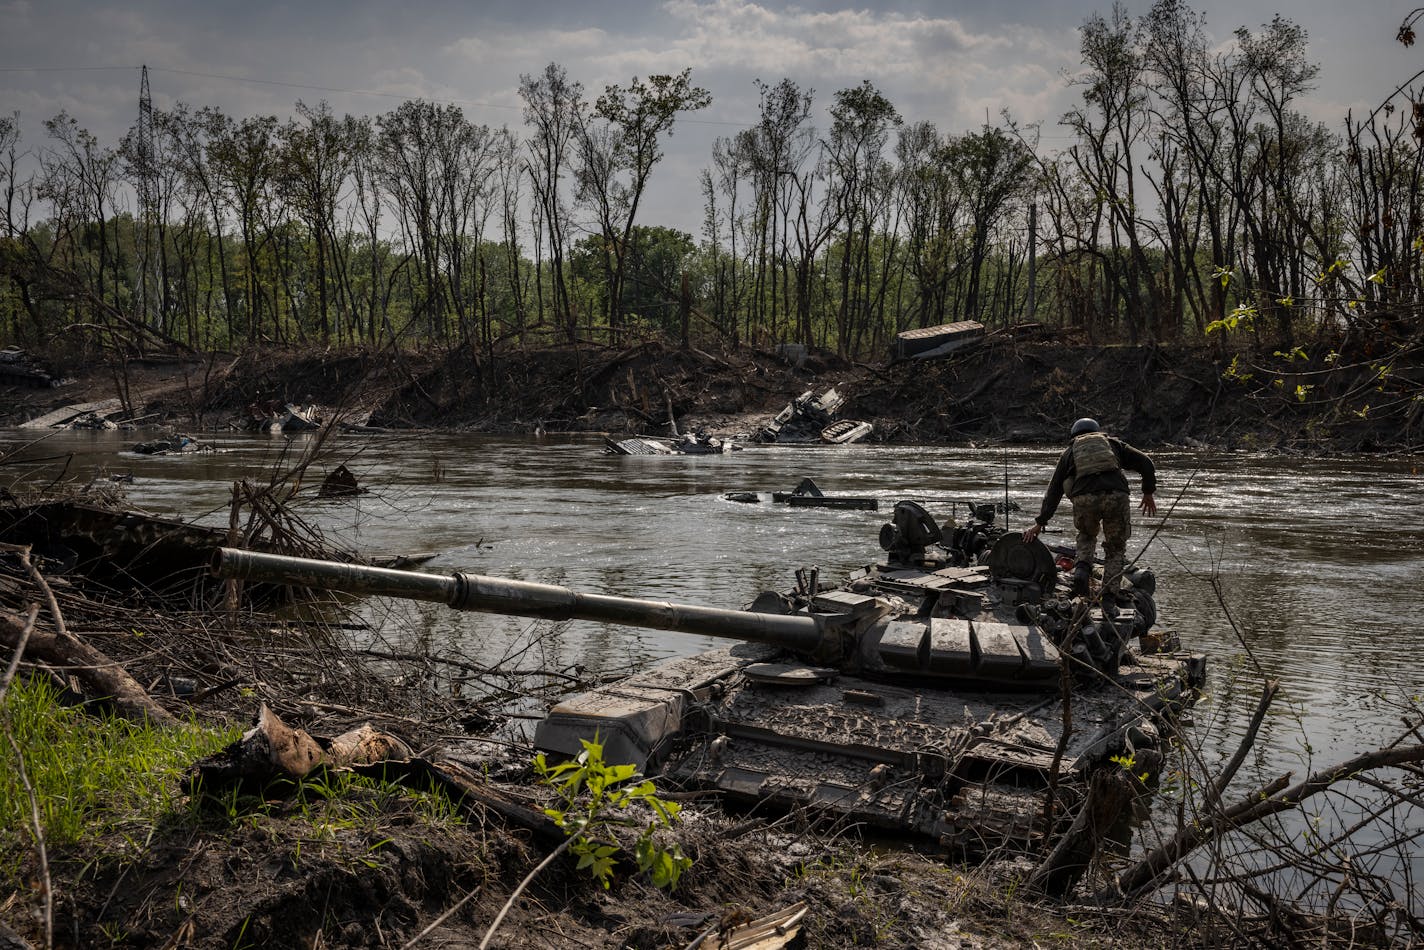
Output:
[{"xmin": 0, "ymin": 610, "xmax": 177, "ymax": 727}]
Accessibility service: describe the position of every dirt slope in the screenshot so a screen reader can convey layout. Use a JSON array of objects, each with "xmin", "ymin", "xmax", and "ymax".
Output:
[{"xmin": 4, "ymin": 338, "xmax": 1419, "ymax": 452}]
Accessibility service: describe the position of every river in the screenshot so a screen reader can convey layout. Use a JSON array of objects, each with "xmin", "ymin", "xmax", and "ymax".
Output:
[{"xmin": 4, "ymin": 426, "xmax": 1424, "ymax": 886}]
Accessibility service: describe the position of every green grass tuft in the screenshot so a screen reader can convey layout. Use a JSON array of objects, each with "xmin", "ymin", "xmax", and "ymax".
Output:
[{"xmin": 0, "ymin": 676, "xmax": 239, "ymax": 881}]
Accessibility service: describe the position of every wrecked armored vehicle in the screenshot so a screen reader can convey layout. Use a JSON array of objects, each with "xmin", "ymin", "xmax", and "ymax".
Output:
[
  {"xmin": 213, "ymin": 496, "xmax": 1203, "ymax": 857},
  {"xmin": 755, "ymin": 387, "xmax": 872, "ymax": 444},
  {"xmin": 605, "ymin": 431, "xmax": 737, "ymax": 456}
]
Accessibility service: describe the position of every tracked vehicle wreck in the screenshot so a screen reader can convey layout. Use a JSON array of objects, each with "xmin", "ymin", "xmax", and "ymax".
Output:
[{"xmin": 213, "ymin": 501, "xmax": 1203, "ymax": 856}]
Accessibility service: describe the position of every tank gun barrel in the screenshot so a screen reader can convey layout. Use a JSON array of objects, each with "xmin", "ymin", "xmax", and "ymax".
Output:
[{"xmin": 213, "ymin": 548, "xmax": 828, "ymax": 653}]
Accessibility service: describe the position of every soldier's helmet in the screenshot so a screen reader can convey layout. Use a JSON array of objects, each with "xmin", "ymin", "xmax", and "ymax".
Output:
[{"xmin": 1070, "ymin": 417, "xmax": 1100, "ymax": 437}]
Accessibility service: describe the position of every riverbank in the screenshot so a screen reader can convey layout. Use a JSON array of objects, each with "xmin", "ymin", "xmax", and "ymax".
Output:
[
  {"xmin": 4, "ymin": 335, "xmax": 1421, "ymax": 452},
  {"xmin": 0, "ymin": 481, "xmax": 1194, "ymax": 949},
  {"xmin": 6, "ymin": 388, "xmax": 1424, "ymax": 945}
]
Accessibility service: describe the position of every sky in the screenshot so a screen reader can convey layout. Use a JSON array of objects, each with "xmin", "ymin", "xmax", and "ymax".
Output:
[{"xmin": 1, "ymin": 0, "xmax": 1418, "ymax": 237}]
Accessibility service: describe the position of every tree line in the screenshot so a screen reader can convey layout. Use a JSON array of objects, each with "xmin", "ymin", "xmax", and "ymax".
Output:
[{"xmin": 0, "ymin": 0, "xmax": 1419, "ymax": 361}]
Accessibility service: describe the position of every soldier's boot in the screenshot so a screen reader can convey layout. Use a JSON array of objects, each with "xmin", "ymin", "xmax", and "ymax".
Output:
[
  {"xmin": 1103, "ymin": 553, "xmax": 1125, "ymax": 602},
  {"xmin": 1071, "ymin": 563, "xmax": 1091, "ymax": 597}
]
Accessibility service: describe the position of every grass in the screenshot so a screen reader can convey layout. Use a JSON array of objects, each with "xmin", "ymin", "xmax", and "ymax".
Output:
[
  {"xmin": 1, "ymin": 675, "xmax": 477, "ymax": 945},
  {"xmin": 0, "ymin": 676, "xmax": 239, "ymax": 882}
]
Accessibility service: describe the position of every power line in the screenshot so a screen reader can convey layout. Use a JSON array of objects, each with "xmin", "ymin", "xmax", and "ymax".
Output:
[{"xmin": 0, "ymin": 65, "xmax": 137, "ymax": 72}]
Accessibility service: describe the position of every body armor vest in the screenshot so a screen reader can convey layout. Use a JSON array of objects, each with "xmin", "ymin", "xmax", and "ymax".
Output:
[{"xmin": 1067, "ymin": 431, "xmax": 1118, "ymax": 495}]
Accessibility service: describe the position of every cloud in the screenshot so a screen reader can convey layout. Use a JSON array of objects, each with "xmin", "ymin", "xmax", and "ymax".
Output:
[{"xmin": 0, "ymin": 0, "xmax": 1405, "ymax": 238}]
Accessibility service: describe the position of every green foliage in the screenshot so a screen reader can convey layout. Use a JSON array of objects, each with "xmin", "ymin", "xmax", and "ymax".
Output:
[
  {"xmin": 1205, "ymin": 303, "xmax": 1257, "ymax": 335},
  {"xmin": 1109, "ymin": 752, "xmax": 1149, "ymax": 783},
  {"xmin": 1223, "ymin": 354, "xmax": 1253, "ymax": 383},
  {"xmin": 1312, "ymin": 258, "xmax": 1350, "ymax": 287},
  {"xmin": 534, "ymin": 737, "xmax": 691, "ymax": 890},
  {"xmin": 0, "ymin": 677, "xmax": 238, "ymax": 877}
]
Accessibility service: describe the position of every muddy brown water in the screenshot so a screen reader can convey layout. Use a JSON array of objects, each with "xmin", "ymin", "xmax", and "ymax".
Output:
[{"xmin": 5, "ymin": 427, "xmax": 1424, "ymax": 880}]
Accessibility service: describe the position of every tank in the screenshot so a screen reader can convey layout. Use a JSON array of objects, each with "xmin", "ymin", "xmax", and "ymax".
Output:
[{"xmin": 212, "ymin": 500, "xmax": 1204, "ymax": 855}]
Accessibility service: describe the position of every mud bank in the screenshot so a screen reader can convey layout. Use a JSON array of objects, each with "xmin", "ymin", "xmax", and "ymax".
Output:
[{"xmin": 4, "ymin": 336, "xmax": 1421, "ymax": 452}]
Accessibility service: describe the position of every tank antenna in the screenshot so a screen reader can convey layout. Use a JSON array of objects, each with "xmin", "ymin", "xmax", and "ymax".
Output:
[{"xmin": 1003, "ymin": 448, "xmax": 1011, "ymax": 531}]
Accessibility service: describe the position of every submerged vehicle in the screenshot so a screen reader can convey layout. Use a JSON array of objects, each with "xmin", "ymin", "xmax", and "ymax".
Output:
[
  {"xmin": 755, "ymin": 387, "xmax": 872, "ymax": 445},
  {"xmin": 725, "ymin": 477, "xmax": 878, "ymax": 510},
  {"xmin": 819, "ymin": 418, "xmax": 873, "ymax": 445},
  {"xmin": 605, "ymin": 431, "xmax": 736, "ymax": 456},
  {"xmin": 213, "ymin": 501, "xmax": 1202, "ymax": 855}
]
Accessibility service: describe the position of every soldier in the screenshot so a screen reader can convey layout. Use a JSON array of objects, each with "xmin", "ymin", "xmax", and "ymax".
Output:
[{"xmin": 1022, "ymin": 418, "xmax": 1157, "ymax": 598}]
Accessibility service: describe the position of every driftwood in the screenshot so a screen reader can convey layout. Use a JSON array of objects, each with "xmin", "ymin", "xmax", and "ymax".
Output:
[
  {"xmin": 1028, "ymin": 767, "xmax": 1135, "ymax": 897},
  {"xmin": 0, "ymin": 609, "xmax": 177, "ymax": 727},
  {"xmin": 1115, "ymin": 740, "xmax": 1424, "ymax": 899}
]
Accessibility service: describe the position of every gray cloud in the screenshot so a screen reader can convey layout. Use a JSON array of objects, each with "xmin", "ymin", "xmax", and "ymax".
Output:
[{"xmin": 0, "ymin": 0, "xmax": 1413, "ymax": 235}]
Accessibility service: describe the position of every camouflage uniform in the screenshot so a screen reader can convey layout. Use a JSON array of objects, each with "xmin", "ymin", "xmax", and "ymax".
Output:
[{"xmin": 1071, "ymin": 489, "xmax": 1132, "ymax": 594}]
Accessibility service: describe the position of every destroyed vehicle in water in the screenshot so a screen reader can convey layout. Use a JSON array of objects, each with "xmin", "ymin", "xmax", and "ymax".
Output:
[
  {"xmin": 213, "ymin": 496, "xmax": 1204, "ymax": 857},
  {"xmin": 604, "ymin": 431, "xmax": 737, "ymax": 456},
  {"xmin": 725, "ymin": 477, "xmax": 878, "ymax": 511},
  {"xmin": 755, "ymin": 387, "xmax": 872, "ymax": 445}
]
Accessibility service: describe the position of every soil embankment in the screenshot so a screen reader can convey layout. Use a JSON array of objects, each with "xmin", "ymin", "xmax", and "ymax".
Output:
[{"xmin": 5, "ymin": 336, "xmax": 1416, "ymax": 452}]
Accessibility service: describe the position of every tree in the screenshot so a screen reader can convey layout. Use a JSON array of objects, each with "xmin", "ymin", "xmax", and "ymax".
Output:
[
  {"xmin": 896, "ymin": 121, "xmax": 964, "ymax": 329},
  {"xmin": 1060, "ymin": 4, "xmax": 1157, "ymax": 342},
  {"xmin": 279, "ymin": 101, "xmax": 358, "ymax": 343},
  {"xmin": 41, "ymin": 112, "xmax": 123, "ymax": 317},
  {"xmin": 204, "ymin": 110, "xmax": 281, "ymax": 344},
  {"xmin": 825, "ymin": 81, "xmax": 900, "ymax": 355},
  {"xmin": 519, "ymin": 63, "xmax": 584, "ymax": 342},
  {"xmin": 586, "ymin": 69, "xmax": 711, "ymax": 336},
  {"xmin": 945, "ymin": 125, "xmax": 1034, "ymax": 324}
]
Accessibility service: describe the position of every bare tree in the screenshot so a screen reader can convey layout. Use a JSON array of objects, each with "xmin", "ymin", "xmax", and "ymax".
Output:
[
  {"xmin": 519, "ymin": 63, "xmax": 584, "ymax": 343},
  {"xmin": 583, "ymin": 69, "xmax": 711, "ymax": 337},
  {"xmin": 279, "ymin": 101, "xmax": 358, "ymax": 343},
  {"xmin": 944, "ymin": 125, "xmax": 1034, "ymax": 326}
]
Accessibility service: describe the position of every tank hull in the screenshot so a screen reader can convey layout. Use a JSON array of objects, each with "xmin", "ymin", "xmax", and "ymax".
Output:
[{"xmin": 534, "ymin": 547, "xmax": 1205, "ymax": 855}]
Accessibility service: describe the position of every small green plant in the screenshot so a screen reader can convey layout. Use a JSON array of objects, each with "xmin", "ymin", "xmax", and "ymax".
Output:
[
  {"xmin": 1109, "ymin": 752, "xmax": 1149, "ymax": 783},
  {"xmin": 1206, "ymin": 303, "xmax": 1257, "ymax": 335},
  {"xmin": 534, "ymin": 737, "xmax": 691, "ymax": 890},
  {"xmin": 1223, "ymin": 354, "xmax": 1253, "ymax": 384}
]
